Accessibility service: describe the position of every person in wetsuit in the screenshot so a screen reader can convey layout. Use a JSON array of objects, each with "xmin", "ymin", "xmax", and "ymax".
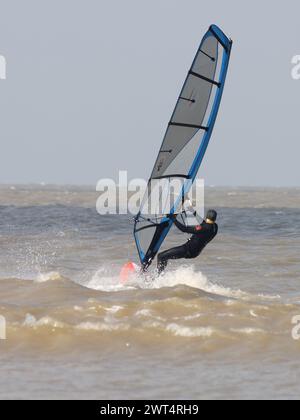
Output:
[{"xmin": 157, "ymin": 209, "xmax": 218, "ymax": 274}]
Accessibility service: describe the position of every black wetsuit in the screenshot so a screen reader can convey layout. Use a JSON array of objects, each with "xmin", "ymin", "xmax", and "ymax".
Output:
[{"xmin": 157, "ymin": 219, "xmax": 218, "ymax": 273}]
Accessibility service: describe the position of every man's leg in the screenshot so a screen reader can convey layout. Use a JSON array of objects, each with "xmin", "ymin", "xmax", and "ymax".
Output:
[{"xmin": 157, "ymin": 244, "xmax": 188, "ymax": 274}]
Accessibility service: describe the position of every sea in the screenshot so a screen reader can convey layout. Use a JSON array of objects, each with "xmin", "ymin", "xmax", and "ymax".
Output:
[{"xmin": 0, "ymin": 185, "xmax": 300, "ymax": 400}]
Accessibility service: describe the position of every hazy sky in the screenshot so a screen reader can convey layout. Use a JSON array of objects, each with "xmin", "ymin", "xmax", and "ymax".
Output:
[{"xmin": 0, "ymin": 0, "xmax": 299, "ymax": 186}]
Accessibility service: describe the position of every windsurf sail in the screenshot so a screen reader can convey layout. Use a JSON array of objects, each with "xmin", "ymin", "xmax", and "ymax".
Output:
[{"xmin": 134, "ymin": 25, "xmax": 233, "ymax": 269}]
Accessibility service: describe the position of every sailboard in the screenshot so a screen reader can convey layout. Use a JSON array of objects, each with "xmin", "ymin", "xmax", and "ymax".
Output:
[{"xmin": 134, "ymin": 25, "xmax": 233, "ymax": 270}]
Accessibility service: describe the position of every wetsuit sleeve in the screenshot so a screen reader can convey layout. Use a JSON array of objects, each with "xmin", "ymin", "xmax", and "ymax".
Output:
[{"xmin": 174, "ymin": 218, "xmax": 203, "ymax": 235}]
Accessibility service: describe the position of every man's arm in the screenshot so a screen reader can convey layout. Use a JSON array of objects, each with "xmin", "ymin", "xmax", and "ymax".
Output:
[{"xmin": 173, "ymin": 217, "xmax": 203, "ymax": 235}]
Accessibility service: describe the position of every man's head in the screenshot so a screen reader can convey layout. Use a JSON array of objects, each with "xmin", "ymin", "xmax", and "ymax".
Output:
[{"xmin": 206, "ymin": 209, "xmax": 217, "ymax": 224}]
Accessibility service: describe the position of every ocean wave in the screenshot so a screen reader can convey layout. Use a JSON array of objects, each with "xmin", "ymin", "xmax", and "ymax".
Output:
[
  {"xmin": 166, "ymin": 323, "xmax": 215, "ymax": 338},
  {"xmin": 22, "ymin": 314, "xmax": 66, "ymax": 329},
  {"xmin": 35, "ymin": 272, "xmax": 64, "ymax": 283},
  {"xmin": 84, "ymin": 264, "xmax": 239, "ymax": 298},
  {"xmin": 77, "ymin": 265, "xmax": 283, "ymax": 308},
  {"xmin": 153, "ymin": 266, "xmax": 243, "ymax": 298},
  {"xmin": 76, "ymin": 321, "xmax": 130, "ymax": 332},
  {"xmin": 230, "ymin": 328, "xmax": 266, "ymax": 335},
  {"xmin": 0, "ymin": 265, "xmax": 283, "ymax": 308}
]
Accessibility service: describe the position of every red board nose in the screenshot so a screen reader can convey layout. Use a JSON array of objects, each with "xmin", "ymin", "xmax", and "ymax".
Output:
[{"xmin": 119, "ymin": 262, "xmax": 137, "ymax": 284}]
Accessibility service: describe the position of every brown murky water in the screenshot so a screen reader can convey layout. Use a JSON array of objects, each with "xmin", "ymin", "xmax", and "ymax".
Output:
[{"xmin": 0, "ymin": 185, "xmax": 300, "ymax": 399}]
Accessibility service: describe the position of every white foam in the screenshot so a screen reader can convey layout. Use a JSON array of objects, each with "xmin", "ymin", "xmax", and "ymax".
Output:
[
  {"xmin": 83, "ymin": 264, "xmax": 279, "ymax": 304},
  {"xmin": 152, "ymin": 266, "xmax": 247, "ymax": 300},
  {"xmin": 166, "ymin": 323, "xmax": 215, "ymax": 338},
  {"xmin": 85, "ymin": 266, "xmax": 134, "ymax": 292},
  {"xmin": 143, "ymin": 321, "xmax": 163, "ymax": 329},
  {"xmin": 136, "ymin": 309, "xmax": 153, "ymax": 317},
  {"xmin": 181, "ymin": 313, "xmax": 203, "ymax": 321},
  {"xmin": 231, "ymin": 328, "xmax": 265, "ymax": 335},
  {"xmin": 250, "ymin": 310, "xmax": 259, "ymax": 318},
  {"xmin": 23, "ymin": 314, "xmax": 36, "ymax": 326},
  {"xmin": 257, "ymin": 293, "xmax": 281, "ymax": 301},
  {"xmin": 85, "ymin": 264, "xmax": 234, "ymax": 298},
  {"xmin": 104, "ymin": 306, "xmax": 123, "ymax": 314},
  {"xmin": 136, "ymin": 310, "xmax": 166, "ymax": 322},
  {"xmin": 76, "ymin": 321, "xmax": 129, "ymax": 332},
  {"xmin": 35, "ymin": 272, "xmax": 63, "ymax": 283},
  {"xmin": 23, "ymin": 314, "xmax": 65, "ymax": 329}
]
